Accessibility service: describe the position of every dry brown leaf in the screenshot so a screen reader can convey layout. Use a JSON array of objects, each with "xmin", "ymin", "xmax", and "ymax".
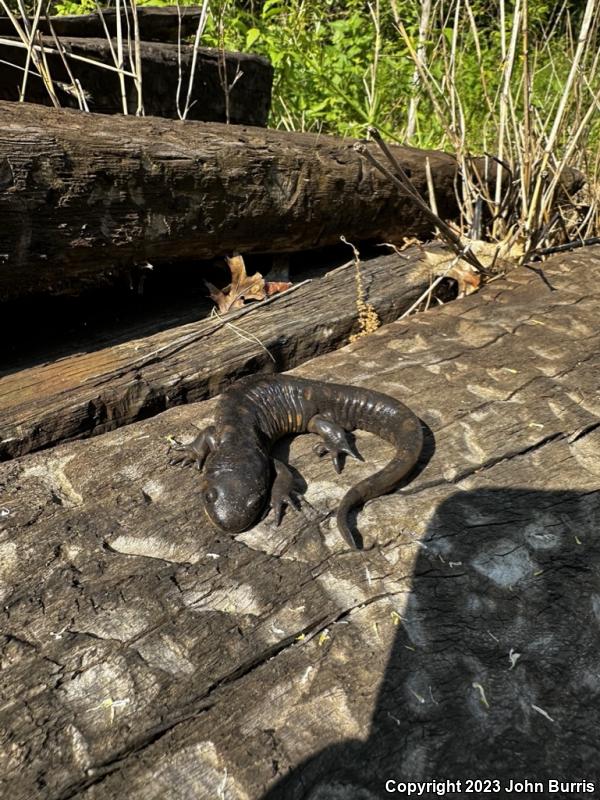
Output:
[
  {"xmin": 424, "ymin": 237, "xmax": 524, "ymax": 297},
  {"xmin": 206, "ymin": 253, "xmax": 267, "ymax": 313},
  {"xmin": 206, "ymin": 254, "xmax": 294, "ymax": 313},
  {"xmin": 424, "ymin": 248, "xmax": 482, "ymax": 296},
  {"xmin": 264, "ymin": 280, "xmax": 293, "ymax": 296},
  {"xmin": 425, "ymin": 239, "xmax": 517, "ymax": 274},
  {"xmin": 445, "ymin": 263, "xmax": 482, "ymax": 296}
]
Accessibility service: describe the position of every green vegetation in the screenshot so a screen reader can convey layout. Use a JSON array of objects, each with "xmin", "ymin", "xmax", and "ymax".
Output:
[
  {"xmin": 196, "ymin": 0, "xmax": 600, "ymax": 250},
  {"xmin": 196, "ymin": 1, "xmax": 599, "ymax": 154},
  {"xmin": 44, "ymin": 0, "xmax": 600, "ymax": 155},
  {"xmin": 200, "ymin": 0, "xmax": 411, "ymax": 141},
  {"xmin": 8, "ymin": 0, "xmax": 599, "ymax": 250}
]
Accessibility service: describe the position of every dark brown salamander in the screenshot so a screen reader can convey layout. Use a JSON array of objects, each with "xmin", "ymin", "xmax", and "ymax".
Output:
[{"xmin": 169, "ymin": 374, "xmax": 423, "ymax": 549}]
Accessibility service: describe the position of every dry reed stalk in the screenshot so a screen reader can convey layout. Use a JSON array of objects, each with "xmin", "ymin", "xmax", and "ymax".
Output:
[
  {"xmin": 46, "ymin": 16, "xmax": 90, "ymax": 111},
  {"xmin": 131, "ymin": 0, "xmax": 144, "ymax": 115},
  {"xmin": 118, "ymin": 0, "xmax": 143, "ymax": 115},
  {"xmin": 215, "ymin": 0, "xmax": 243, "ymax": 124},
  {"xmin": 493, "ymin": 0, "xmax": 521, "ymax": 237},
  {"xmin": 178, "ymin": 0, "xmax": 210, "ymax": 120},
  {"xmin": 0, "ymin": 0, "xmax": 60, "ymax": 106},
  {"xmin": 2, "ymin": 0, "xmax": 151, "ymax": 114},
  {"xmin": 392, "ymin": 0, "xmax": 600, "ymax": 262},
  {"xmin": 396, "ymin": 21, "xmax": 456, "ymax": 148},
  {"xmin": 425, "ymin": 157, "xmax": 439, "ymax": 219},
  {"xmin": 525, "ymin": 0, "xmax": 597, "ymax": 244},
  {"xmin": 17, "ymin": 0, "xmax": 44, "ymax": 102},
  {"xmin": 405, "ymin": 0, "xmax": 431, "ymax": 140},
  {"xmin": 356, "ymin": 128, "xmax": 489, "ymax": 275},
  {"xmin": 0, "ymin": 35, "xmax": 138, "ymax": 77},
  {"xmin": 364, "ymin": 0, "xmax": 382, "ymax": 126},
  {"xmin": 114, "ymin": 0, "xmax": 128, "ymax": 113},
  {"xmin": 96, "ymin": 3, "xmax": 119, "ymax": 69}
]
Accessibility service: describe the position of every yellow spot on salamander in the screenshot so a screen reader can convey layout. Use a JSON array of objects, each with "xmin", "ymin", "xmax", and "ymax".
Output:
[{"xmin": 296, "ymin": 413, "xmax": 303, "ymax": 427}]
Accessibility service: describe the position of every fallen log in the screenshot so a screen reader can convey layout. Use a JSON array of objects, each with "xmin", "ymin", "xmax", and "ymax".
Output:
[
  {"xmin": 0, "ymin": 248, "xmax": 436, "ymax": 460},
  {"xmin": 0, "ymin": 247, "xmax": 599, "ymax": 798},
  {"xmin": 0, "ymin": 6, "xmax": 207, "ymax": 42},
  {"xmin": 0, "ymin": 37, "xmax": 273, "ymax": 124},
  {"xmin": 0, "ymin": 101, "xmax": 498, "ymax": 301}
]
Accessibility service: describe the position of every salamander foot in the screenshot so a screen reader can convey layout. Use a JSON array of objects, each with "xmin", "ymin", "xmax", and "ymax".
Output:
[
  {"xmin": 168, "ymin": 426, "xmax": 217, "ymax": 470},
  {"xmin": 271, "ymin": 458, "xmax": 302, "ymax": 525},
  {"xmin": 308, "ymin": 414, "xmax": 363, "ymax": 474}
]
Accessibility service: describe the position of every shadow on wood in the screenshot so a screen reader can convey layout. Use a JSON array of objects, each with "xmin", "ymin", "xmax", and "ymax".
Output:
[{"xmin": 262, "ymin": 487, "xmax": 600, "ymax": 798}]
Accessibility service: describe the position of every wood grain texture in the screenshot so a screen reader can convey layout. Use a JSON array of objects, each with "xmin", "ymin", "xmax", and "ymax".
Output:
[
  {"xmin": 1, "ymin": 248, "xmax": 599, "ymax": 799},
  {"xmin": 0, "ymin": 101, "xmax": 475, "ymax": 300},
  {"xmin": 0, "ymin": 248, "xmax": 434, "ymax": 459}
]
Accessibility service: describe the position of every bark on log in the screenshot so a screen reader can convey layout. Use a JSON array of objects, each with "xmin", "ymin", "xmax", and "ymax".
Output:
[
  {"xmin": 0, "ymin": 101, "xmax": 488, "ymax": 301},
  {"xmin": 0, "ymin": 37, "xmax": 273, "ymax": 124},
  {"xmin": 0, "ymin": 248, "xmax": 436, "ymax": 460},
  {"xmin": 0, "ymin": 6, "xmax": 207, "ymax": 42},
  {"xmin": 0, "ymin": 248, "xmax": 599, "ymax": 799}
]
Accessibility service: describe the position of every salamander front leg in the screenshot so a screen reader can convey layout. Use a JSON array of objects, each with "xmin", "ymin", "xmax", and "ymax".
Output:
[
  {"xmin": 271, "ymin": 458, "xmax": 301, "ymax": 525},
  {"xmin": 169, "ymin": 426, "xmax": 217, "ymax": 470},
  {"xmin": 308, "ymin": 414, "xmax": 363, "ymax": 474}
]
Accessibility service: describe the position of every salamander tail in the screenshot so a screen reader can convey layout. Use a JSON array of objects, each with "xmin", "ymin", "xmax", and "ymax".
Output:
[{"xmin": 336, "ymin": 488, "xmax": 363, "ymax": 549}]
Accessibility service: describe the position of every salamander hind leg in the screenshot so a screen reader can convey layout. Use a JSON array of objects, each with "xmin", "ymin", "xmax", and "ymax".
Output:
[
  {"xmin": 271, "ymin": 458, "xmax": 302, "ymax": 525},
  {"xmin": 308, "ymin": 414, "xmax": 363, "ymax": 475},
  {"xmin": 169, "ymin": 426, "xmax": 217, "ymax": 470}
]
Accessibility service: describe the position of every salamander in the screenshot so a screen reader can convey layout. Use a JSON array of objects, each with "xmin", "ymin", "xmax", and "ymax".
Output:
[{"xmin": 169, "ymin": 374, "xmax": 423, "ymax": 549}]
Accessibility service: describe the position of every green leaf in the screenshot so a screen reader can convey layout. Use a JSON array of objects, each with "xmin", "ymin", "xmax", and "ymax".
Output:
[
  {"xmin": 245, "ymin": 27, "xmax": 261, "ymax": 48},
  {"xmin": 262, "ymin": 0, "xmax": 284, "ymax": 21}
]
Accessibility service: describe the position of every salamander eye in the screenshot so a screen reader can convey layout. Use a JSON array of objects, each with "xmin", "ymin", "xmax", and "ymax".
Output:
[{"xmin": 204, "ymin": 488, "xmax": 218, "ymax": 504}]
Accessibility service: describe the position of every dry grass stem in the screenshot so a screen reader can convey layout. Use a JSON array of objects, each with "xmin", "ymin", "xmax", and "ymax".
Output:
[
  {"xmin": 356, "ymin": 129, "xmax": 489, "ymax": 275},
  {"xmin": 391, "ymin": 0, "xmax": 600, "ymax": 268},
  {"xmin": 178, "ymin": 0, "xmax": 210, "ymax": 120}
]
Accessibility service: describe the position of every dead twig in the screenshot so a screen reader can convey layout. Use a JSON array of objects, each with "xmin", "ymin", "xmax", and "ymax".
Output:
[
  {"xmin": 536, "ymin": 236, "xmax": 600, "ymax": 256},
  {"xmin": 355, "ymin": 127, "xmax": 490, "ymax": 275}
]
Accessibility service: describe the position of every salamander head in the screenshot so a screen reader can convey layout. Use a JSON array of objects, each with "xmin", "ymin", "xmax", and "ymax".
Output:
[{"xmin": 201, "ymin": 450, "xmax": 270, "ymax": 533}]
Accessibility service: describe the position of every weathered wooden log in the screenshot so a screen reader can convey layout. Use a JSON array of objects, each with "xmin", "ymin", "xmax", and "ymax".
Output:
[
  {"xmin": 0, "ymin": 101, "xmax": 510, "ymax": 301},
  {"xmin": 0, "ymin": 6, "xmax": 207, "ymax": 42},
  {"xmin": 0, "ymin": 37, "xmax": 273, "ymax": 124},
  {"xmin": 0, "ymin": 248, "xmax": 436, "ymax": 460},
  {"xmin": 0, "ymin": 248, "xmax": 599, "ymax": 799}
]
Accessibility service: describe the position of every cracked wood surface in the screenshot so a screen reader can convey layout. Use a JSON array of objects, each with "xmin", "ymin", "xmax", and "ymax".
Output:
[
  {"xmin": 0, "ymin": 248, "xmax": 435, "ymax": 460},
  {"xmin": 1, "ymin": 248, "xmax": 600, "ymax": 799},
  {"xmin": 0, "ymin": 102, "xmax": 494, "ymax": 301}
]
